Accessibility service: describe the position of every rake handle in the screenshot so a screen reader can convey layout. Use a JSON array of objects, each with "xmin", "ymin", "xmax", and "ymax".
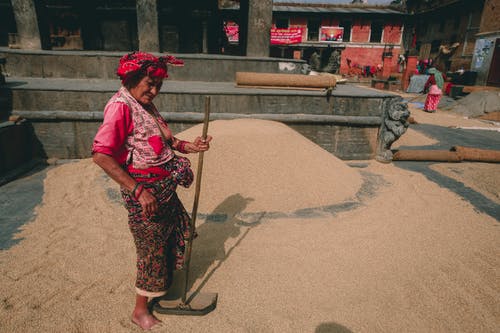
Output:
[{"xmin": 181, "ymin": 96, "xmax": 210, "ymax": 304}]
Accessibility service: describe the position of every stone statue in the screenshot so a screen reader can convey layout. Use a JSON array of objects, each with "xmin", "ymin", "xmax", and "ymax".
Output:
[
  {"xmin": 376, "ymin": 97, "xmax": 410, "ymax": 163},
  {"xmin": 323, "ymin": 49, "xmax": 341, "ymax": 74},
  {"xmin": 309, "ymin": 51, "xmax": 321, "ymax": 71}
]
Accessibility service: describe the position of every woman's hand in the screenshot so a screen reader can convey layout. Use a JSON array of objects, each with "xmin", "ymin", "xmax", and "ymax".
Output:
[
  {"xmin": 137, "ymin": 188, "xmax": 158, "ymax": 218},
  {"xmin": 183, "ymin": 135, "xmax": 212, "ymax": 153}
]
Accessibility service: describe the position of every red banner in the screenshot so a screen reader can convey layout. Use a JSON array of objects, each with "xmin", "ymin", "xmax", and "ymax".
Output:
[{"xmin": 270, "ymin": 28, "xmax": 303, "ymax": 45}]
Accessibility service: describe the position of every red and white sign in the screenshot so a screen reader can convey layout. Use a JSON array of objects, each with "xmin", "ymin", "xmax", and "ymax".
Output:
[
  {"xmin": 224, "ymin": 23, "xmax": 239, "ymax": 43},
  {"xmin": 319, "ymin": 26, "xmax": 344, "ymax": 42},
  {"xmin": 270, "ymin": 28, "xmax": 303, "ymax": 45}
]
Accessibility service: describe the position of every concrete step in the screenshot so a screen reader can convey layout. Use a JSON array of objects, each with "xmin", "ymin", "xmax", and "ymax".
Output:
[
  {"xmin": 4, "ymin": 77, "xmax": 393, "ymax": 119},
  {"xmin": 0, "ymin": 48, "xmax": 307, "ymax": 82},
  {"xmin": 1, "ymin": 76, "xmax": 400, "ymax": 161}
]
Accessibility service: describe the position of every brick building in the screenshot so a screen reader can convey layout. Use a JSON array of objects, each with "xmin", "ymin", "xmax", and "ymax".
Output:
[
  {"xmin": 407, "ymin": 0, "xmax": 485, "ymax": 71},
  {"xmin": 1, "ymin": 1, "xmax": 496, "ymax": 84},
  {"xmin": 1, "ymin": 1, "xmax": 276, "ymax": 57},
  {"xmin": 1, "ymin": 0, "xmax": 406, "ymax": 76},
  {"xmin": 265, "ymin": 1, "xmax": 407, "ymax": 76},
  {"xmin": 406, "ymin": 0, "xmax": 499, "ymax": 86}
]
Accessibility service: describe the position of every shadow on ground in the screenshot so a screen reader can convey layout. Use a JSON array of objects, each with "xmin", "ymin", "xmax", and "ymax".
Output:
[
  {"xmin": 164, "ymin": 170, "xmax": 389, "ymax": 298},
  {"xmin": 395, "ymin": 123, "xmax": 500, "ymax": 221},
  {"xmin": 315, "ymin": 322, "xmax": 353, "ymax": 333},
  {"xmin": 187, "ymin": 193, "xmax": 261, "ymax": 293},
  {"xmin": 401, "ymin": 123, "xmax": 500, "ymax": 151},
  {"xmin": 0, "ymin": 164, "xmax": 49, "ymax": 249}
]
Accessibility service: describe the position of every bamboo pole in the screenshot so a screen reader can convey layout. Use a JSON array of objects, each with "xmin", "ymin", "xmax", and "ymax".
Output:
[{"xmin": 181, "ymin": 96, "xmax": 211, "ymax": 304}]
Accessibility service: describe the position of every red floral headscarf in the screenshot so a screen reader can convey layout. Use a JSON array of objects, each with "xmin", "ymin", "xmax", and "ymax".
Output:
[{"xmin": 116, "ymin": 51, "xmax": 184, "ymax": 82}]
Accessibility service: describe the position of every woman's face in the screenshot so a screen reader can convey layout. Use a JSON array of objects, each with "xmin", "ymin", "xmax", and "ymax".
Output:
[{"xmin": 129, "ymin": 76, "xmax": 163, "ymax": 105}]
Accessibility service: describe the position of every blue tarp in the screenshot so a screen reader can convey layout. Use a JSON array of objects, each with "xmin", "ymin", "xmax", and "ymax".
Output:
[{"xmin": 406, "ymin": 74, "xmax": 429, "ymax": 94}]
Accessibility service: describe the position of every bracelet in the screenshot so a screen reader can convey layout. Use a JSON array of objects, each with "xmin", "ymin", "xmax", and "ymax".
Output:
[
  {"xmin": 135, "ymin": 184, "xmax": 144, "ymax": 199},
  {"xmin": 131, "ymin": 183, "xmax": 142, "ymax": 199},
  {"xmin": 177, "ymin": 140, "xmax": 189, "ymax": 154}
]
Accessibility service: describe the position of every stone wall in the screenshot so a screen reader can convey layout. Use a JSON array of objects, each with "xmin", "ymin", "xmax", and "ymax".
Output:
[
  {"xmin": 0, "ymin": 48, "xmax": 307, "ymax": 81},
  {"xmin": 0, "ymin": 50, "xmax": 405, "ymax": 161},
  {"xmin": 5, "ymin": 82, "xmax": 398, "ymax": 160}
]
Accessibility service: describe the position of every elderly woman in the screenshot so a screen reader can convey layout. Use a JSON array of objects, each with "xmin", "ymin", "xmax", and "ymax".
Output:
[{"xmin": 92, "ymin": 51, "xmax": 212, "ymax": 330}]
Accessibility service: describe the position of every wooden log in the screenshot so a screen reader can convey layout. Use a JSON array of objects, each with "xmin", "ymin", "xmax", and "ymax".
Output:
[
  {"xmin": 235, "ymin": 72, "xmax": 336, "ymax": 89},
  {"xmin": 452, "ymin": 146, "xmax": 500, "ymax": 163},
  {"xmin": 232, "ymin": 85, "xmax": 326, "ymax": 91},
  {"xmin": 392, "ymin": 150, "xmax": 462, "ymax": 162}
]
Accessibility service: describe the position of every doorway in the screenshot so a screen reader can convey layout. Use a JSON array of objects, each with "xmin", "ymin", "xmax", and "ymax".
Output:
[{"xmin": 486, "ymin": 38, "xmax": 500, "ymax": 86}]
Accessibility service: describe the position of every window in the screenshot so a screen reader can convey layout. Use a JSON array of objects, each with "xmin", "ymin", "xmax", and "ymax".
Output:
[
  {"xmin": 370, "ymin": 21, "xmax": 383, "ymax": 43},
  {"xmin": 339, "ymin": 20, "xmax": 351, "ymax": 42},
  {"xmin": 307, "ymin": 18, "xmax": 320, "ymax": 41},
  {"xmin": 275, "ymin": 18, "xmax": 289, "ymax": 29}
]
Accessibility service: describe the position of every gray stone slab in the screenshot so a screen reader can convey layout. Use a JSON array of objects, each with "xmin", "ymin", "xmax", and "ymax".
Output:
[
  {"xmin": 0, "ymin": 163, "xmax": 47, "ymax": 250},
  {"xmin": 4, "ymin": 76, "xmax": 395, "ymax": 97}
]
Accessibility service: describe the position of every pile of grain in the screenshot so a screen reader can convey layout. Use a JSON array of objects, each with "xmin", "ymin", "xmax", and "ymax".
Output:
[
  {"xmin": 442, "ymin": 90, "xmax": 500, "ymax": 117},
  {"xmin": 175, "ymin": 119, "xmax": 362, "ymax": 215}
]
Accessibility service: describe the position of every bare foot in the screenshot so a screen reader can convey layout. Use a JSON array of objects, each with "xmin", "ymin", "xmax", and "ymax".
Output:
[{"xmin": 131, "ymin": 310, "xmax": 162, "ymax": 330}]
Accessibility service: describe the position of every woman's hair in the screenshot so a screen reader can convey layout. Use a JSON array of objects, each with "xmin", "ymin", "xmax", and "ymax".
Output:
[{"xmin": 122, "ymin": 69, "xmax": 148, "ymax": 90}]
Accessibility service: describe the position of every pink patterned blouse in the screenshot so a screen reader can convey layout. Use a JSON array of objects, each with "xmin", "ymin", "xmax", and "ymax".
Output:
[{"xmin": 92, "ymin": 87, "xmax": 175, "ymax": 169}]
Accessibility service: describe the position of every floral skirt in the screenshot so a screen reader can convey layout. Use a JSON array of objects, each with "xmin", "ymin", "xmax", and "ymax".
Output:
[
  {"xmin": 424, "ymin": 92, "xmax": 442, "ymax": 112},
  {"xmin": 121, "ymin": 176, "xmax": 191, "ymax": 297}
]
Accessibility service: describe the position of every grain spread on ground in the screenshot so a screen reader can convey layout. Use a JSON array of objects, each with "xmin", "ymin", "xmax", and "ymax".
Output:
[{"xmin": 0, "ymin": 118, "xmax": 498, "ymax": 333}]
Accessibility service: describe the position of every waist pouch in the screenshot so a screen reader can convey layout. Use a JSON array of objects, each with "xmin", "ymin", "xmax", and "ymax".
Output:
[{"xmin": 127, "ymin": 155, "xmax": 193, "ymax": 188}]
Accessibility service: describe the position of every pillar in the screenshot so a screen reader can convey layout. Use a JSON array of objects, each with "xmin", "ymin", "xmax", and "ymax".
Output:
[
  {"xmin": 381, "ymin": 55, "xmax": 393, "ymax": 78},
  {"xmin": 402, "ymin": 55, "xmax": 418, "ymax": 91},
  {"xmin": 136, "ymin": 0, "xmax": 160, "ymax": 52},
  {"xmin": 11, "ymin": 0, "xmax": 42, "ymax": 49},
  {"xmin": 202, "ymin": 20, "xmax": 208, "ymax": 54},
  {"xmin": 246, "ymin": 0, "xmax": 273, "ymax": 57}
]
